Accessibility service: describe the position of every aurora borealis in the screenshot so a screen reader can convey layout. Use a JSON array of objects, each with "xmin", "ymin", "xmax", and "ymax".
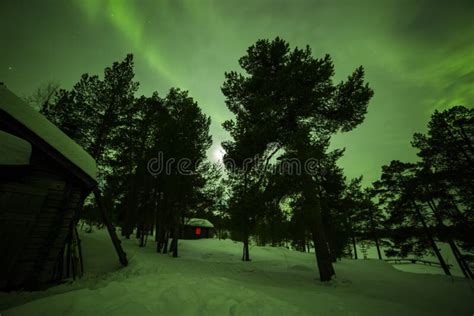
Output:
[{"xmin": 1, "ymin": 0, "xmax": 472, "ymax": 185}]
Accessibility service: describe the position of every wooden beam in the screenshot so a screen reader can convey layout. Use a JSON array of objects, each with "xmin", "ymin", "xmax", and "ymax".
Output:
[{"xmin": 93, "ymin": 189, "xmax": 128, "ymax": 267}]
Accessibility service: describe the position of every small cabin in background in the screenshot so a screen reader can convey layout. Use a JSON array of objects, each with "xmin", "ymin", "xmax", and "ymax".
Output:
[
  {"xmin": 182, "ymin": 218, "xmax": 214, "ymax": 239},
  {"xmin": 0, "ymin": 85, "xmax": 97, "ymax": 290}
]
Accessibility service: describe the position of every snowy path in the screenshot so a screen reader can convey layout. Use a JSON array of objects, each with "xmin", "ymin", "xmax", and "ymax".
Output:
[{"xmin": 1, "ymin": 229, "xmax": 473, "ymax": 315}]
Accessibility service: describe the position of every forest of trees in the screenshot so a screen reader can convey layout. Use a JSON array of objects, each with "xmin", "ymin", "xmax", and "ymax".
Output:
[
  {"xmin": 30, "ymin": 38, "xmax": 473, "ymax": 282},
  {"xmin": 33, "ymin": 55, "xmax": 216, "ymax": 258}
]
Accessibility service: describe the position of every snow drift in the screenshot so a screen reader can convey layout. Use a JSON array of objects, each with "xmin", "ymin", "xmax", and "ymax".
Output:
[{"xmin": 1, "ymin": 229, "xmax": 473, "ymax": 315}]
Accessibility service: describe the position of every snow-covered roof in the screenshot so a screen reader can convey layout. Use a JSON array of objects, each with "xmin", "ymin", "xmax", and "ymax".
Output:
[
  {"xmin": 0, "ymin": 85, "xmax": 97, "ymax": 181},
  {"xmin": 0, "ymin": 130, "xmax": 32, "ymax": 165},
  {"xmin": 185, "ymin": 218, "xmax": 214, "ymax": 228}
]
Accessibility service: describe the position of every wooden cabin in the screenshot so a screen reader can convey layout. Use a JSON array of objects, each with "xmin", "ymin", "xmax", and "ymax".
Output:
[
  {"xmin": 182, "ymin": 218, "xmax": 214, "ymax": 239},
  {"xmin": 0, "ymin": 85, "xmax": 97, "ymax": 290}
]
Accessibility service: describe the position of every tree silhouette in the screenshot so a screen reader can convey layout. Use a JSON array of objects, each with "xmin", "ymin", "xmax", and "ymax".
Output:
[
  {"xmin": 40, "ymin": 56, "xmax": 213, "ymax": 258},
  {"xmin": 222, "ymin": 37, "xmax": 373, "ymax": 281}
]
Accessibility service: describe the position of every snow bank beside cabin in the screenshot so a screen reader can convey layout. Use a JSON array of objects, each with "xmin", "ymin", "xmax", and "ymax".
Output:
[{"xmin": 2, "ymin": 229, "xmax": 473, "ymax": 316}]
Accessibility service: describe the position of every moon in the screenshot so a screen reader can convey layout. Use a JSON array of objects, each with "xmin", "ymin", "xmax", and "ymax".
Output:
[{"xmin": 212, "ymin": 147, "xmax": 225, "ymax": 163}]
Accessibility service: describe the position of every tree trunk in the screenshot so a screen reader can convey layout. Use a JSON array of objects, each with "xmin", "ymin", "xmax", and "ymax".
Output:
[
  {"xmin": 411, "ymin": 199, "xmax": 450, "ymax": 276},
  {"xmin": 427, "ymin": 199, "xmax": 472, "ymax": 279},
  {"xmin": 242, "ymin": 237, "xmax": 250, "ymax": 261},
  {"xmin": 311, "ymin": 228, "xmax": 334, "ymax": 281},
  {"xmin": 122, "ymin": 202, "xmax": 133, "ymax": 239},
  {"xmin": 348, "ymin": 216, "xmax": 358, "ymax": 259},
  {"xmin": 156, "ymin": 228, "xmax": 163, "ymax": 253},
  {"xmin": 310, "ymin": 203, "xmax": 335, "ymax": 281},
  {"xmin": 162, "ymin": 231, "xmax": 169, "ymax": 254},
  {"xmin": 172, "ymin": 227, "xmax": 179, "ymax": 258},
  {"xmin": 351, "ymin": 235, "xmax": 358, "ymax": 260},
  {"xmin": 136, "ymin": 224, "xmax": 141, "ymax": 239},
  {"xmin": 374, "ymin": 236, "xmax": 382, "ymax": 260},
  {"xmin": 448, "ymin": 239, "xmax": 472, "ymax": 279},
  {"xmin": 156, "ymin": 201, "xmax": 165, "ymax": 252},
  {"xmin": 325, "ymin": 238, "xmax": 337, "ymax": 263},
  {"xmin": 153, "ymin": 177, "xmax": 161, "ymax": 242},
  {"xmin": 139, "ymin": 227, "xmax": 145, "ymax": 247},
  {"xmin": 94, "ymin": 189, "xmax": 128, "ymax": 267},
  {"xmin": 369, "ymin": 210, "xmax": 382, "ymax": 260}
]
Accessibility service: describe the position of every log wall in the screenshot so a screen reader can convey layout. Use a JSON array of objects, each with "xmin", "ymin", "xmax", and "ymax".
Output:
[{"xmin": 0, "ymin": 148, "xmax": 88, "ymax": 290}]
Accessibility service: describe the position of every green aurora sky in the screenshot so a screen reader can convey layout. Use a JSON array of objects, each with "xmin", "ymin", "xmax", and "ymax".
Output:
[{"xmin": 1, "ymin": 0, "xmax": 473, "ymax": 185}]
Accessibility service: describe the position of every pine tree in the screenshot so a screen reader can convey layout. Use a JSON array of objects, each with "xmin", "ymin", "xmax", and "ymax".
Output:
[
  {"xmin": 222, "ymin": 38, "xmax": 373, "ymax": 280},
  {"xmin": 373, "ymin": 161, "xmax": 451, "ymax": 275},
  {"xmin": 153, "ymin": 88, "xmax": 212, "ymax": 257},
  {"xmin": 412, "ymin": 106, "xmax": 473, "ymax": 251}
]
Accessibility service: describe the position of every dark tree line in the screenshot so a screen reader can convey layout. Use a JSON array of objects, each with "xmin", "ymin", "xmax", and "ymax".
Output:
[
  {"xmin": 30, "ymin": 39, "xmax": 472, "ymax": 282},
  {"xmin": 36, "ymin": 54, "xmax": 215, "ymax": 258},
  {"xmin": 219, "ymin": 38, "xmax": 472, "ymax": 281},
  {"xmin": 373, "ymin": 106, "xmax": 473, "ymax": 278}
]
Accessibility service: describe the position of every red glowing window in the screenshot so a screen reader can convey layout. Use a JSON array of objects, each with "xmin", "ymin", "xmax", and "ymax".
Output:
[{"xmin": 195, "ymin": 227, "xmax": 201, "ymax": 236}]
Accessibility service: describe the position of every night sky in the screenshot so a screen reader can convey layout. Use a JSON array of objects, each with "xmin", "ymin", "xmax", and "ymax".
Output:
[{"xmin": 1, "ymin": 0, "xmax": 473, "ymax": 185}]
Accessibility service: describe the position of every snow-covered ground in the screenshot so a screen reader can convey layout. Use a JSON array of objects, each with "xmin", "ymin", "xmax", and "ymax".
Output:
[
  {"xmin": 353, "ymin": 242, "xmax": 469, "ymax": 277},
  {"xmin": 1, "ymin": 229, "xmax": 473, "ymax": 315}
]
